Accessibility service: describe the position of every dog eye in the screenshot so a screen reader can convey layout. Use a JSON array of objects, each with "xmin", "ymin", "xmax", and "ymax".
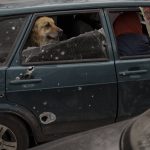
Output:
[{"xmin": 45, "ymin": 23, "xmax": 51, "ymax": 28}]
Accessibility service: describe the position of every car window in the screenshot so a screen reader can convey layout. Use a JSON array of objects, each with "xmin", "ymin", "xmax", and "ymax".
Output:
[
  {"xmin": 21, "ymin": 12, "xmax": 108, "ymax": 65},
  {"xmin": 0, "ymin": 16, "xmax": 27, "ymax": 66},
  {"xmin": 109, "ymin": 7, "xmax": 150, "ymax": 59}
]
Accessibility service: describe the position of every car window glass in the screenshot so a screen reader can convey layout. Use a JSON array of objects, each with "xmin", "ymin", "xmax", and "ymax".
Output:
[
  {"xmin": 0, "ymin": 16, "xmax": 26, "ymax": 66},
  {"xmin": 109, "ymin": 7, "xmax": 150, "ymax": 58},
  {"xmin": 22, "ymin": 12, "xmax": 108, "ymax": 64}
]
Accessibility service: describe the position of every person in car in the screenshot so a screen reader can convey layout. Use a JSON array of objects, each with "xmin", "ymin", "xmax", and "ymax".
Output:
[{"xmin": 113, "ymin": 11, "xmax": 150, "ymax": 56}]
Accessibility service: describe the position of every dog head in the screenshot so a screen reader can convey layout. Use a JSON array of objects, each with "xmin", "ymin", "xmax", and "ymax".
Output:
[{"xmin": 31, "ymin": 16, "xmax": 63, "ymax": 47}]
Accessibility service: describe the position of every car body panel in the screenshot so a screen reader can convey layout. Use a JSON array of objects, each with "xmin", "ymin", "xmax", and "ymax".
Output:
[
  {"xmin": 104, "ymin": 8, "xmax": 150, "ymax": 120},
  {"xmin": 0, "ymin": 102, "xmax": 44, "ymax": 141},
  {"xmin": 116, "ymin": 59, "xmax": 150, "ymax": 119},
  {"xmin": 6, "ymin": 65, "xmax": 117, "ymax": 133}
]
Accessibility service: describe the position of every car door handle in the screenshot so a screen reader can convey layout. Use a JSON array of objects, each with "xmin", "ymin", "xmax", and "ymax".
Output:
[
  {"xmin": 10, "ymin": 78, "xmax": 42, "ymax": 85},
  {"xmin": 119, "ymin": 69, "xmax": 148, "ymax": 76}
]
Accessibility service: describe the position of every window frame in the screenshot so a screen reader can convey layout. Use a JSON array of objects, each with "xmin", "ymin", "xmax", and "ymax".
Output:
[
  {"xmin": 0, "ymin": 15, "xmax": 31, "ymax": 67},
  {"xmin": 20, "ymin": 9, "xmax": 112, "ymax": 66},
  {"xmin": 107, "ymin": 7, "xmax": 150, "ymax": 60}
]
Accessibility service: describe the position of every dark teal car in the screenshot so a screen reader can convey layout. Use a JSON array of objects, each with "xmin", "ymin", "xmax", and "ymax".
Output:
[{"xmin": 0, "ymin": 0, "xmax": 150, "ymax": 150}]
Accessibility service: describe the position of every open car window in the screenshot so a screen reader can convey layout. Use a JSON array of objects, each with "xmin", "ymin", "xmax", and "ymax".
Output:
[
  {"xmin": 109, "ymin": 7, "xmax": 150, "ymax": 59},
  {"xmin": 21, "ymin": 12, "xmax": 108, "ymax": 65}
]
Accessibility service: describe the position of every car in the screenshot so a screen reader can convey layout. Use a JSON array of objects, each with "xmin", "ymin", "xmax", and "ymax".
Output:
[
  {"xmin": 0, "ymin": 0, "xmax": 150, "ymax": 150},
  {"xmin": 29, "ymin": 109, "xmax": 150, "ymax": 150}
]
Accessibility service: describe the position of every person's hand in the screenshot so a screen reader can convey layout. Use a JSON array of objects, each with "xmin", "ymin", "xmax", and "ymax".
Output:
[{"xmin": 143, "ymin": 7, "xmax": 150, "ymax": 24}]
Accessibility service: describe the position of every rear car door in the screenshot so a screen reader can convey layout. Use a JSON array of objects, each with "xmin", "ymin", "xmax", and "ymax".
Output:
[
  {"xmin": 6, "ymin": 10, "xmax": 117, "ymax": 136},
  {"xmin": 106, "ymin": 6, "xmax": 150, "ymax": 120}
]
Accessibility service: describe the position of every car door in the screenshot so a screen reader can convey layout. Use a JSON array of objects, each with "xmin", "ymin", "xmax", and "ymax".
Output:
[
  {"xmin": 6, "ymin": 10, "xmax": 117, "ymax": 135},
  {"xmin": 106, "ymin": 6, "xmax": 150, "ymax": 120}
]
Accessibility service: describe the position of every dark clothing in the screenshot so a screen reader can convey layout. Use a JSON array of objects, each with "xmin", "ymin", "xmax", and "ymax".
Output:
[{"xmin": 117, "ymin": 33, "xmax": 150, "ymax": 56}]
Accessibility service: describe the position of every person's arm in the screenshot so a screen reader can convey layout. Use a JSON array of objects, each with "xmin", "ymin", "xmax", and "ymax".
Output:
[{"xmin": 140, "ymin": 7, "xmax": 150, "ymax": 36}]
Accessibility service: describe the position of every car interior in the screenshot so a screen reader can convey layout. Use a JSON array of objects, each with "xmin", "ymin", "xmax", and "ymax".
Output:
[
  {"xmin": 109, "ymin": 7, "xmax": 150, "ymax": 58},
  {"xmin": 22, "ymin": 12, "xmax": 107, "ymax": 64}
]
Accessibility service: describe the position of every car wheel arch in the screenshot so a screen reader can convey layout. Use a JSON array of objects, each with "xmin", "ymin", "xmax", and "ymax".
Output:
[{"xmin": 0, "ymin": 103, "xmax": 43, "ymax": 143}]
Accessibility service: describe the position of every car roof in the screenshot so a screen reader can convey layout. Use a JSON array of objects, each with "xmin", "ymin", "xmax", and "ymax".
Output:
[{"xmin": 0, "ymin": 0, "xmax": 150, "ymax": 16}]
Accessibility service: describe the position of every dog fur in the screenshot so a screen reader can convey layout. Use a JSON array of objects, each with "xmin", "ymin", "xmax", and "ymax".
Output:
[{"xmin": 30, "ymin": 16, "xmax": 62, "ymax": 47}]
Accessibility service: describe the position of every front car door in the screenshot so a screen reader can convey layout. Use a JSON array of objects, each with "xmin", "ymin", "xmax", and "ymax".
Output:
[{"xmin": 6, "ymin": 9, "xmax": 117, "ymax": 137}]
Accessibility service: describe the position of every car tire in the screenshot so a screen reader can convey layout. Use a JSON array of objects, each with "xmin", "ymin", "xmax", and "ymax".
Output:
[{"xmin": 0, "ymin": 114, "xmax": 29, "ymax": 150}]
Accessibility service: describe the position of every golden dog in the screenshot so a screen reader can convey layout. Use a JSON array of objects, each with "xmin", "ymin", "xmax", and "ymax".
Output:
[{"xmin": 31, "ymin": 16, "xmax": 63, "ymax": 47}]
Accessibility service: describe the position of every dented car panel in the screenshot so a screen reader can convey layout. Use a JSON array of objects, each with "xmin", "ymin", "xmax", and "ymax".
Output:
[{"xmin": 6, "ymin": 63, "xmax": 117, "ymax": 135}]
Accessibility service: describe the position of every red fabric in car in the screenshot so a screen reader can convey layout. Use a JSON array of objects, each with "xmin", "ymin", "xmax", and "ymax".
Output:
[{"xmin": 113, "ymin": 12, "xmax": 142, "ymax": 36}]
